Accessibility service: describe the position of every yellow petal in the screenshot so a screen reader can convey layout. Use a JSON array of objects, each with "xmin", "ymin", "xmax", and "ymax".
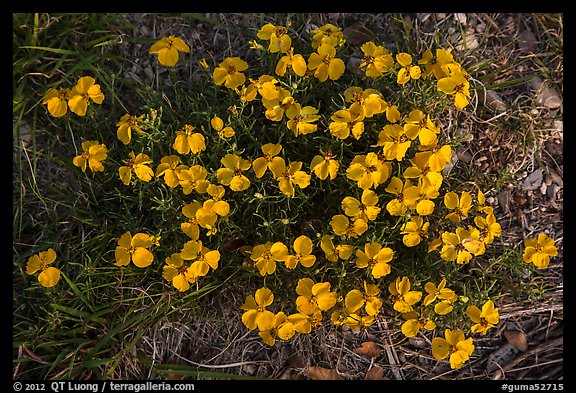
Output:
[
  {"xmin": 38, "ymin": 267, "xmax": 61, "ymax": 287},
  {"xmin": 132, "ymin": 248, "xmax": 154, "ymax": 268}
]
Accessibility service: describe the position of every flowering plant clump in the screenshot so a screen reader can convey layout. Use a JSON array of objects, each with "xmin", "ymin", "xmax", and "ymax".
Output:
[{"xmin": 29, "ymin": 19, "xmax": 560, "ymax": 375}]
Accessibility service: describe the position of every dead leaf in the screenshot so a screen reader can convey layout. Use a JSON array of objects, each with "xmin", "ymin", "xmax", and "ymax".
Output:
[
  {"xmin": 364, "ymin": 365, "xmax": 390, "ymax": 380},
  {"xmin": 305, "ymin": 366, "xmax": 344, "ymax": 380},
  {"xmin": 504, "ymin": 330, "xmax": 528, "ymax": 352},
  {"xmin": 353, "ymin": 341, "xmax": 382, "ymax": 358}
]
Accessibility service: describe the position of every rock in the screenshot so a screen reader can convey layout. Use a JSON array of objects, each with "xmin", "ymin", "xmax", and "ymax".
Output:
[
  {"xmin": 523, "ymin": 168, "xmax": 543, "ymax": 191},
  {"xmin": 517, "ymin": 29, "xmax": 538, "ymax": 53},
  {"xmin": 343, "ymin": 24, "xmax": 376, "ymax": 46},
  {"xmin": 346, "ymin": 56, "xmax": 363, "ymax": 76},
  {"xmin": 547, "ymin": 168, "xmax": 563, "ymax": 187},
  {"xmin": 529, "ymin": 76, "xmax": 562, "ymax": 109},
  {"xmin": 456, "ymin": 30, "xmax": 479, "ymax": 52},
  {"xmin": 480, "ymin": 89, "xmax": 508, "ymax": 113},
  {"xmin": 498, "ymin": 189, "xmax": 512, "ymax": 214},
  {"xmin": 454, "ymin": 13, "xmax": 467, "ymax": 25}
]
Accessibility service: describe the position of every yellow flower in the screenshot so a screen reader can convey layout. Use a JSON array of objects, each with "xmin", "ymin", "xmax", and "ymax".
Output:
[
  {"xmin": 269, "ymin": 157, "xmax": 310, "ymax": 197},
  {"xmin": 403, "ymin": 110, "xmax": 440, "ymax": 146},
  {"xmin": 474, "ymin": 213, "xmax": 502, "ymax": 244},
  {"xmin": 26, "ymin": 248, "xmax": 60, "ymax": 287},
  {"xmin": 210, "ymin": 115, "xmax": 235, "ymax": 138},
  {"xmin": 213, "ymin": 57, "xmax": 249, "ymax": 89},
  {"xmin": 377, "ymin": 124, "xmax": 413, "ymax": 161},
  {"xmin": 343, "ymin": 86, "xmax": 388, "ymax": 118},
  {"xmin": 216, "ymin": 154, "xmax": 251, "ymax": 192},
  {"xmin": 410, "ymin": 181, "xmax": 439, "ymax": 216},
  {"xmin": 180, "ymin": 240, "xmax": 220, "ymax": 277},
  {"xmin": 385, "ymin": 177, "xmax": 419, "ymax": 216},
  {"xmin": 320, "ymin": 234, "xmax": 354, "ymax": 262},
  {"xmin": 343, "ymin": 313, "xmax": 375, "ymax": 330},
  {"xmin": 329, "ymin": 214, "xmax": 368, "ymax": 239},
  {"xmin": 252, "ymin": 143, "xmax": 283, "ymax": 179},
  {"xmin": 400, "ymin": 216, "xmax": 430, "ymax": 247},
  {"xmin": 173, "ymin": 124, "xmax": 206, "ymax": 155},
  {"xmin": 193, "ymin": 202, "xmax": 219, "ymax": 237},
  {"xmin": 432, "ymin": 328, "xmax": 475, "ymax": 369},
  {"xmin": 437, "ymin": 62, "xmax": 471, "ymax": 109},
  {"xmin": 354, "ymin": 242, "xmax": 394, "ymax": 279},
  {"xmin": 421, "ymin": 143, "xmax": 452, "ymax": 172},
  {"xmin": 288, "ymin": 310, "xmax": 323, "ymax": 334},
  {"xmin": 257, "ymin": 23, "xmax": 292, "ymax": 53},
  {"xmin": 177, "ymin": 165, "xmax": 210, "ymax": 195},
  {"xmin": 523, "ymin": 233, "xmax": 558, "ymax": 269},
  {"xmin": 199, "ymin": 58, "xmax": 210, "ymax": 70},
  {"xmin": 328, "ymin": 105, "xmax": 365, "ymax": 140},
  {"xmin": 402, "ymin": 151, "xmax": 444, "ymax": 189},
  {"xmin": 162, "ymin": 253, "xmax": 196, "ymax": 292},
  {"xmin": 388, "ymin": 276, "xmax": 422, "ymax": 313},
  {"xmin": 345, "ymin": 281, "xmax": 383, "ymax": 316},
  {"xmin": 307, "ymin": 43, "xmax": 345, "ymax": 82},
  {"xmin": 310, "ymin": 150, "xmax": 340, "ymax": 180},
  {"xmin": 275, "ymin": 47, "xmax": 307, "ymax": 77},
  {"xmin": 466, "ymin": 300, "xmax": 499, "ymax": 335},
  {"xmin": 385, "ymin": 104, "xmax": 402, "ymax": 123},
  {"xmin": 444, "ymin": 191, "xmax": 473, "ymax": 222},
  {"xmin": 285, "ymin": 103, "xmax": 320, "ymax": 136},
  {"xmin": 205, "ymin": 184, "xmax": 230, "ymax": 217},
  {"xmin": 118, "ymin": 152, "xmax": 154, "ymax": 186},
  {"xmin": 116, "ymin": 114, "xmax": 145, "ymax": 145},
  {"xmin": 72, "ymin": 140, "xmax": 107, "ymax": 173},
  {"xmin": 68, "ymin": 76, "xmax": 105, "ymax": 116},
  {"xmin": 311, "ymin": 23, "xmax": 345, "ymax": 48},
  {"xmin": 345, "ymin": 152, "xmax": 392, "ymax": 190},
  {"xmin": 241, "ymin": 287, "xmax": 275, "ymax": 330},
  {"xmin": 440, "ymin": 227, "xmax": 485, "ymax": 264},
  {"xmin": 418, "ymin": 48, "xmax": 454, "ymax": 79},
  {"xmin": 285, "ymin": 235, "xmax": 316, "ymax": 269},
  {"xmin": 341, "ymin": 189, "xmax": 381, "ymax": 222},
  {"xmin": 423, "ymin": 278, "xmax": 457, "ymax": 306},
  {"xmin": 261, "ymin": 87, "xmax": 297, "ymax": 121},
  {"xmin": 401, "ymin": 311, "xmax": 436, "ymax": 338},
  {"xmin": 258, "ymin": 312, "xmax": 296, "ymax": 346},
  {"xmin": 396, "ymin": 53, "xmax": 421, "ymax": 85},
  {"xmin": 241, "ymin": 75, "xmax": 280, "ymax": 102},
  {"xmin": 42, "ymin": 87, "xmax": 73, "ymax": 117},
  {"xmin": 250, "ymin": 241, "xmax": 289, "ymax": 276},
  {"xmin": 180, "ymin": 201, "xmax": 203, "ymax": 240},
  {"xmin": 155, "ymin": 155, "xmax": 186, "ymax": 188},
  {"xmin": 295, "ymin": 278, "xmax": 338, "ymax": 312},
  {"xmin": 359, "ymin": 41, "xmax": 394, "ymax": 78},
  {"xmin": 149, "ymin": 35, "xmax": 190, "ymax": 66},
  {"xmin": 114, "ymin": 231, "xmax": 154, "ymax": 268}
]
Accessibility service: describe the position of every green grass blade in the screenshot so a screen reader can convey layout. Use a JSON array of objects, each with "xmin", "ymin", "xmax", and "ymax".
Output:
[{"xmin": 19, "ymin": 46, "xmax": 78, "ymax": 55}]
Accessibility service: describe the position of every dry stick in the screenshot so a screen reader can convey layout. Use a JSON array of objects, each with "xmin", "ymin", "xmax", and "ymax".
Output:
[
  {"xmin": 491, "ymin": 336, "xmax": 563, "ymax": 380},
  {"xmin": 381, "ymin": 320, "xmax": 403, "ymax": 380}
]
